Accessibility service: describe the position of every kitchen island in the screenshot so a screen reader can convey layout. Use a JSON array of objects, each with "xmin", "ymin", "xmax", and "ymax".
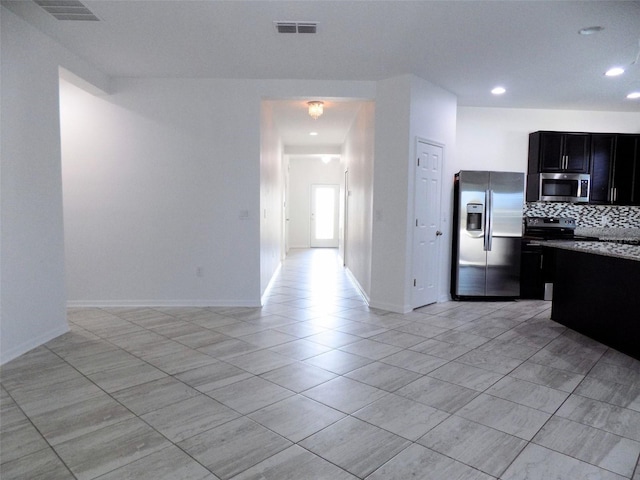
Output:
[{"xmin": 543, "ymin": 240, "xmax": 640, "ymax": 359}]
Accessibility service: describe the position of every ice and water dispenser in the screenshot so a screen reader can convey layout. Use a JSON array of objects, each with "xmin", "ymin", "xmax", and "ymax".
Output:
[{"xmin": 466, "ymin": 203, "xmax": 483, "ymax": 232}]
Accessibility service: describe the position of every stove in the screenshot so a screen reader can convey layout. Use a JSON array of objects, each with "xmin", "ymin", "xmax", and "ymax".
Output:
[
  {"xmin": 523, "ymin": 216, "xmax": 598, "ymax": 241},
  {"xmin": 520, "ymin": 216, "xmax": 596, "ymax": 300}
]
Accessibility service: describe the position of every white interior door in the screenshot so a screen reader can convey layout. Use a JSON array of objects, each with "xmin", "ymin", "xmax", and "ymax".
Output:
[
  {"xmin": 412, "ymin": 141, "xmax": 444, "ymax": 308},
  {"xmin": 311, "ymin": 184, "xmax": 339, "ymax": 248}
]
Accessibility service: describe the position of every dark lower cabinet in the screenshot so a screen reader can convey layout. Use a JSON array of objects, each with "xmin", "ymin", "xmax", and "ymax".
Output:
[
  {"xmin": 520, "ymin": 241, "xmax": 555, "ymax": 299},
  {"xmin": 548, "ymin": 247, "xmax": 640, "ymax": 359},
  {"xmin": 520, "ymin": 248, "xmax": 544, "ymax": 299}
]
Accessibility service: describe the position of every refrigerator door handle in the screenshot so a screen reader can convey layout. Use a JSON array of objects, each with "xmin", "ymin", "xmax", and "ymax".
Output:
[
  {"xmin": 485, "ymin": 189, "xmax": 494, "ymax": 251},
  {"xmin": 487, "ymin": 190, "xmax": 493, "ymax": 252}
]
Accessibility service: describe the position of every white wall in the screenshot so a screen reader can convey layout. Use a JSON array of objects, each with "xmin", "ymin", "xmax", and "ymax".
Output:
[
  {"xmin": 0, "ymin": 7, "xmax": 109, "ymax": 364},
  {"xmin": 61, "ymin": 77, "xmax": 376, "ymax": 307},
  {"xmin": 61, "ymin": 77, "xmax": 263, "ymax": 306},
  {"xmin": 288, "ymin": 157, "xmax": 343, "ymax": 248},
  {"xmin": 341, "ymin": 102, "xmax": 376, "ymax": 298},
  {"xmin": 408, "ymin": 76, "xmax": 458, "ymax": 305},
  {"xmin": 260, "ymin": 101, "xmax": 283, "ymax": 296},
  {"xmin": 369, "ymin": 76, "xmax": 412, "ymax": 312},
  {"xmin": 456, "ymin": 107, "xmax": 640, "ymax": 173},
  {"xmin": 370, "ymin": 75, "xmax": 458, "ymax": 312}
]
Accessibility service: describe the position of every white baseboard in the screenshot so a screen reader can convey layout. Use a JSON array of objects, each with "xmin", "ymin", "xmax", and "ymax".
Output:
[
  {"xmin": 66, "ymin": 299, "xmax": 262, "ymax": 308},
  {"xmin": 367, "ymin": 299, "xmax": 412, "ymax": 314},
  {"xmin": 1, "ymin": 323, "xmax": 69, "ymax": 366},
  {"xmin": 439, "ymin": 293, "xmax": 453, "ymax": 302},
  {"xmin": 344, "ymin": 269, "xmax": 412, "ymax": 314},
  {"xmin": 261, "ymin": 262, "xmax": 282, "ymax": 305},
  {"xmin": 344, "ymin": 268, "xmax": 370, "ymax": 305}
]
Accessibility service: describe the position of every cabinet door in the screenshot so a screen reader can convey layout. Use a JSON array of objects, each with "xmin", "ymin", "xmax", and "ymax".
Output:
[
  {"xmin": 539, "ymin": 133, "xmax": 563, "ymax": 171},
  {"xmin": 589, "ymin": 134, "xmax": 615, "ymax": 204},
  {"xmin": 520, "ymin": 249, "xmax": 544, "ymax": 299},
  {"xmin": 537, "ymin": 133, "xmax": 590, "ymax": 172},
  {"xmin": 613, "ymin": 135, "xmax": 640, "ymax": 205},
  {"xmin": 564, "ymin": 134, "xmax": 590, "ymax": 172}
]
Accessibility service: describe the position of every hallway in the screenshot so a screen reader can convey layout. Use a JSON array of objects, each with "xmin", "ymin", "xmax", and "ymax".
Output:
[{"xmin": 1, "ymin": 249, "xmax": 640, "ymax": 479}]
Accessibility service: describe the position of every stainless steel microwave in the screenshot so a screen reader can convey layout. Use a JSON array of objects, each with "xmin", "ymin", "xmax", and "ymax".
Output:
[{"xmin": 526, "ymin": 173, "xmax": 590, "ymax": 202}]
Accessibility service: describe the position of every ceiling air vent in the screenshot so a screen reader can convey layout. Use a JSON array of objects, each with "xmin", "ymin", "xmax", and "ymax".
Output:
[
  {"xmin": 274, "ymin": 21, "xmax": 318, "ymax": 34},
  {"xmin": 296, "ymin": 23, "xmax": 317, "ymax": 34},
  {"xmin": 34, "ymin": 0, "xmax": 99, "ymax": 21}
]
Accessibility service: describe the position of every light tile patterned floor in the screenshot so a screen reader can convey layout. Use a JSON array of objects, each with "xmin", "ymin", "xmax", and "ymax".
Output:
[{"xmin": 2, "ymin": 248, "xmax": 640, "ymax": 479}]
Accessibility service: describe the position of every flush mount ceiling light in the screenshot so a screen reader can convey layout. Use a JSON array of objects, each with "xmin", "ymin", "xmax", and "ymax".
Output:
[
  {"xmin": 491, "ymin": 86, "xmax": 506, "ymax": 95},
  {"xmin": 627, "ymin": 92, "xmax": 640, "ymax": 99},
  {"xmin": 578, "ymin": 26, "xmax": 604, "ymax": 35},
  {"xmin": 307, "ymin": 101, "xmax": 324, "ymax": 120},
  {"xmin": 309, "ymin": 131, "xmax": 319, "ymax": 136}
]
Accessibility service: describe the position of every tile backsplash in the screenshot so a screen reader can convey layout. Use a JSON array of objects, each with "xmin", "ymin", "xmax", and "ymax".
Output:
[{"xmin": 524, "ymin": 202, "xmax": 640, "ymax": 228}]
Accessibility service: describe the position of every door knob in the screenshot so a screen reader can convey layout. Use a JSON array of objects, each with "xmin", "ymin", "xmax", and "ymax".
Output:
[{"xmin": 436, "ymin": 230, "xmax": 443, "ymax": 236}]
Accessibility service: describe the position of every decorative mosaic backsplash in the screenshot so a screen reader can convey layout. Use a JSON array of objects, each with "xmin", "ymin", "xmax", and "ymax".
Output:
[{"xmin": 524, "ymin": 202, "xmax": 640, "ymax": 228}]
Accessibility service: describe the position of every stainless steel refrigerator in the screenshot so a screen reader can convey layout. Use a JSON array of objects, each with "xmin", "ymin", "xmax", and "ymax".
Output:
[{"xmin": 451, "ymin": 170, "xmax": 524, "ymax": 299}]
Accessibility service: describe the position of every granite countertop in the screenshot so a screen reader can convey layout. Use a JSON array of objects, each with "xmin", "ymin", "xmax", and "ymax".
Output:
[
  {"xmin": 543, "ymin": 240, "xmax": 640, "ymax": 262},
  {"xmin": 575, "ymin": 227, "xmax": 640, "ymax": 241}
]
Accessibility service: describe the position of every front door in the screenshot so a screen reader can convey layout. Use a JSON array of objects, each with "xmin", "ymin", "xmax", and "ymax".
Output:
[
  {"xmin": 412, "ymin": 141, "xmax": 443, "ymax": 308},
  {"xmin": 310, "ymin": 184, "xmax": 339, "ymax": 248}
]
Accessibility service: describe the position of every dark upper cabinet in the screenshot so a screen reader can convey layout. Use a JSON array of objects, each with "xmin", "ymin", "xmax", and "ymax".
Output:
[
  {"xmin": 529, "ymin": 131, "xmax": 640, "ymax": 205},
  {"xmin": 589, "ymin": 134, "xmax": 640, "ymax": 205},
  {"xmin": 613, "ymin": 134, "xmax": 640, "ymax": 205},
  {"xmin": 529, "ymin": 131, "xmax": 591, "ymax": 173},
  {"xmin": 589, "ymin": 134, "xmax": 615, "ymax": 204}
]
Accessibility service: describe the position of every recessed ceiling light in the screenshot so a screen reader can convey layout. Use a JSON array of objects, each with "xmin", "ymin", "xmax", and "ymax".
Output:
[
  {"xmin": 310, "ymin": 132, "xmax": 318, "ymax": 136},
  {"xmin": 579, "ymin": 26, "xmax": 604, "ymax": 35},
  {"xmin": 491, "ymin": 86, "xmax": 506, "ymax": 95},
  {"xmin": 627, "ymin": 92, "xmax": 640, "ymax": 100},
  {"xmin": 605, "ymin": 67, "xmax": 625, "ymax": 77}
]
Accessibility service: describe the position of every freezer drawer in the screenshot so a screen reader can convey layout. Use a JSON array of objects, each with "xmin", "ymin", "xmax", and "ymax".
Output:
[
  {"xmin": 486, "ymin": 237, "xmax": 521, "ymax": 296},
  {"xmin": 454, "ymin": 237, "xmax": 521, "ymax": 297}
]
